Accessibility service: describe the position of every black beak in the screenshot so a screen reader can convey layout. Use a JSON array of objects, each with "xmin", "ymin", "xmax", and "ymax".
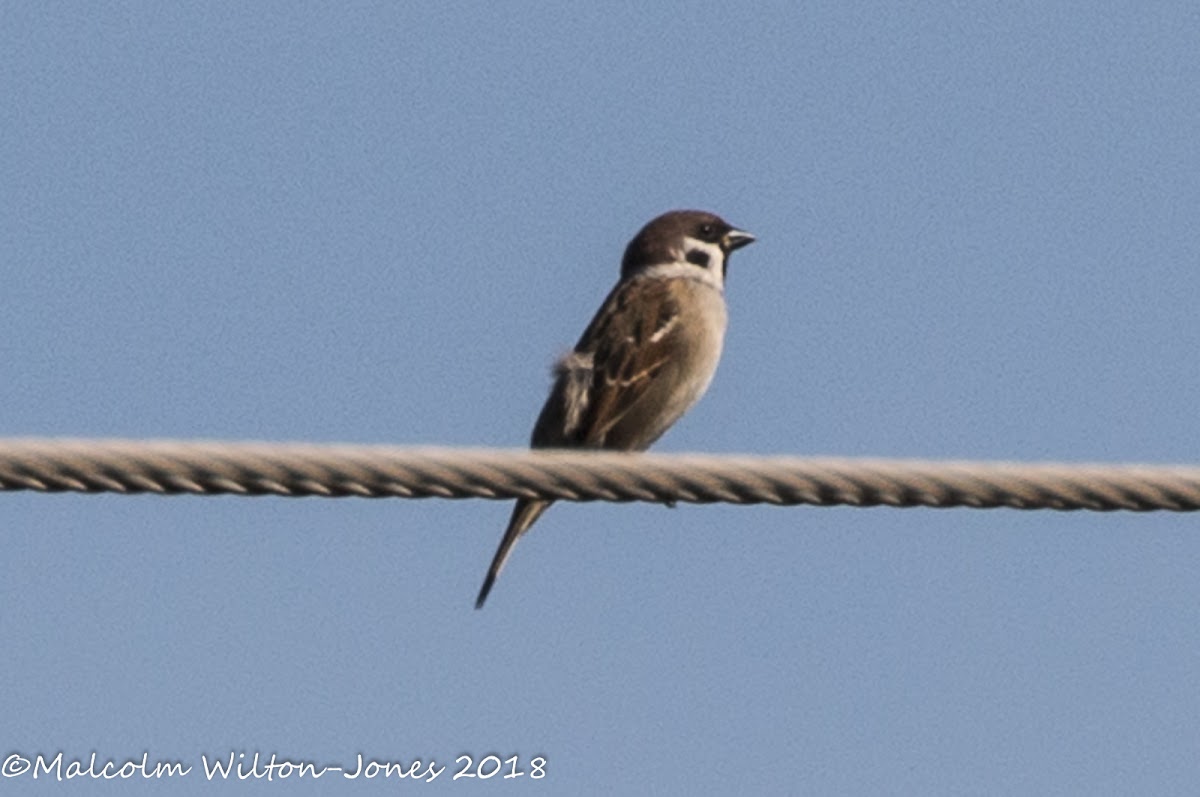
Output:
[{"xmin": 723, "ymin": 228, "xmax": 756, "ymax": 251}]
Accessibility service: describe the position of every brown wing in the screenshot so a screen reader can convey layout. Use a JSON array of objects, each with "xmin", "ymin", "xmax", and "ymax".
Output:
[{"xmin": 574, "ymin": 278, "xmax": 682, "ymax": 448}]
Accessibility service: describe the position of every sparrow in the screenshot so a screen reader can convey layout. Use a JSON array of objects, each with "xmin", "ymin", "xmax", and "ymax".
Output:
[{"xmin": 474, "ymin": 209, "xmax": 755, "ymax": 608}]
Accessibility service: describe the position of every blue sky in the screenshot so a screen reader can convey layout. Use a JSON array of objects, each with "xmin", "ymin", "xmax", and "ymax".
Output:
[{"xmin": 3, "ymin": 2, "xmax": 1200, "ymax": 793}]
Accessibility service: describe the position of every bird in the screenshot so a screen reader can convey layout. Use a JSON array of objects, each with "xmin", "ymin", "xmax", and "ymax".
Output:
[{"xmin": 474, "ymin": 209, "xmax": 755, "ymax": 608}]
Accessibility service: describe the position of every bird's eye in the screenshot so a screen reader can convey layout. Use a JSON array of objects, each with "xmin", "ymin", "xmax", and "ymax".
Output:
[{"xmin": 699, "ymin": 223, "xmax": 715, "ymax": 238}]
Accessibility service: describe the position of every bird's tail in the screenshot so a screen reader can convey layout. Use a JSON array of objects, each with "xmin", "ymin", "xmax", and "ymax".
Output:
[{"xmin": 475, "ymin": 499, "xmax": 552, "ymax": 609}]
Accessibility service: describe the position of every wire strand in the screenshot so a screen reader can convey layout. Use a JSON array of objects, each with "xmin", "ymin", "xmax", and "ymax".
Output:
[{"xmin": 0, "ymin": 438, "xmax": 1197, "ymax": 512}]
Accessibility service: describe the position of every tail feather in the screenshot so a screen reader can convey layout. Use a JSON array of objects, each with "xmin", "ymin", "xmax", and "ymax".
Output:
[{"xmin": 475, "ymin": 499, "xmax": 552, "ymax": 609}]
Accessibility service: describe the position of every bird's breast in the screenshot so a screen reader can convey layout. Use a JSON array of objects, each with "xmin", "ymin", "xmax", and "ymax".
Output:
[{"xmin": 664, "ymin": 281, "xmax": 727, "ymax": 409}]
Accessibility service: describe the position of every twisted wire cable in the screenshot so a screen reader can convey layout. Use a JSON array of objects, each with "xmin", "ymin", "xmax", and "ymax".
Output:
[{"xmin": 0, "ymin": 438, "xmax": 1198, "ymax": 512}]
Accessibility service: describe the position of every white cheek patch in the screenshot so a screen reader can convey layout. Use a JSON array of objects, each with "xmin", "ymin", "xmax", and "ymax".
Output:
[
  {"xmin": 683, "ymin": 237, "xmax": 723, "ymax": 263},
  {"xmin": 682, "ymin": 236, "xmax": 727, "ymax": 289}
]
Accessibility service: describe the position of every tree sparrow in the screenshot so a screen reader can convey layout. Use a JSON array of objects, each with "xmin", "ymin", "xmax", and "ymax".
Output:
[{"xmin": 475, "ymin": 209, "xmax": 755, "ymax": 608}]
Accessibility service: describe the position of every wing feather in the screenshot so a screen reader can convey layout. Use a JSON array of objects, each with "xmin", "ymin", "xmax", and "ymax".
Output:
[{"xmin": 576, "ymin": 279, "xmax": 682, "ymax": 447}]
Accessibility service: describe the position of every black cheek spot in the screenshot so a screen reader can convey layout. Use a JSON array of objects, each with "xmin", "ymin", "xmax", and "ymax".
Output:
[{"xmin": 685, "ymin": 249, "xmax": 710, "ymax": 268}]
